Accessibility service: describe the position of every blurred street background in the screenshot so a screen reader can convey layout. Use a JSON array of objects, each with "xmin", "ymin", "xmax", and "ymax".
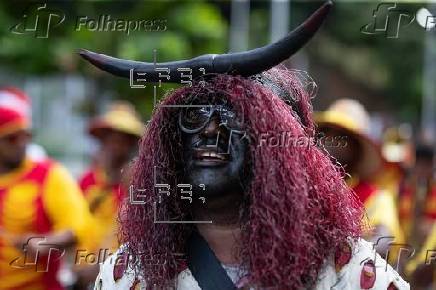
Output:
[
  {"xmin": 0, "ymin": 0, "xmax": 434, "ymax": 289},
  {"xmin": 0, "ymin": 0, "xmax": 434, "ymax": 174}
]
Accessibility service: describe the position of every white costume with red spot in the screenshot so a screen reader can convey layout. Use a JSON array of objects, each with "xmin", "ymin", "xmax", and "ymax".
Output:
[{"xmin": 93, "ymin": 239, "xmax": 409, "ymax": 290}]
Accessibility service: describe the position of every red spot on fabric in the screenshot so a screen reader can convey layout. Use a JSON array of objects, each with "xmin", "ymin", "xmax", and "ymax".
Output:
[
  {"xmin": 387, "ymin": 282, "xmax": 398, "ymax": 290},
  {"xmin": 334, "ymin": 242, "xmax": 352, "ymax": 272},
  {"xmin": 360, "ymin": 260, "xmax": 376, "ymax": 289},
  {"xmin": 113, "ymin": 252, "xmax": 129, "ymax": 281},
  {"xmin": 177, "ymin": 259, "xmax": 188, "ymax": 273}
]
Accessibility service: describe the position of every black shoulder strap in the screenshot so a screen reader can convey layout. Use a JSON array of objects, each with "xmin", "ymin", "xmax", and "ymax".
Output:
[{"xmin": 186, "ymin": 231, "xmax": 237, "ymax": 290}]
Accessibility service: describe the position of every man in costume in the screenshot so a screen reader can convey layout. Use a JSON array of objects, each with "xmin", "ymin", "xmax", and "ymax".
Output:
[
  {"xmin": 0, "ymin": 87, "xmax": 101, "ymax": 289},
  {"xmin": 316, "ymin": 99, "xmax": 404, "ymax": 257},
  {"xmin": 79, "ymin": 100, "xmax": 143, "ymax": 250},
  {"xmin": 80, "ymin": 2, "xmax": 409, "ymax": 289}
]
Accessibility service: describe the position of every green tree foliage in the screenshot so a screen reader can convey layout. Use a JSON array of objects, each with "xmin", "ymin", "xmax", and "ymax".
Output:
[
  {"xmin": 0, "ymin": 0, "xmax": 227, "ymax": 118},
  {"xmin": 0, "ymin": 0, "xmax": 429, "ymax": 121}
]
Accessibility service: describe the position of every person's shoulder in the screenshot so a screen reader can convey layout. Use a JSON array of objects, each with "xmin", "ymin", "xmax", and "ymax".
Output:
[
  {"xmin": 315, "ymin": 238, "xmax": 409, "ymax": 290},
  {"xmin": 40, "ymin": 159, "xmax": 80, "ymax": 190},
  {"xmin": 94, "ymin": 246, "xmax": 141, "ymax": 290},
  {"xmin": 338, "ymin": 238, "xmax": 409, "ymax": 289},
  {"xmin": 23, "ymin": 157, "xmax": 56, "ymax": 180},
  {"xmin": 41, "ymin": 158, "xmax": 68, "ymax": 176}
]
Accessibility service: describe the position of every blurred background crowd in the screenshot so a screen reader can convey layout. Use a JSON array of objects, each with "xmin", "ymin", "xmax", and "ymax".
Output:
[{"xmin": 0, "ymin": 0, "xmax": 435, "ymax": 289}]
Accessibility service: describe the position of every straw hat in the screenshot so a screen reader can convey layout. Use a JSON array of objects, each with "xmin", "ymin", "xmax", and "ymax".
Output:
[
  {"xmin": 89, "ymin": 101, "xmax": 144, "ymax": 139},
  {"xmin": 315, "ymin": 99, "xmax": 383, "ymax": 179}
]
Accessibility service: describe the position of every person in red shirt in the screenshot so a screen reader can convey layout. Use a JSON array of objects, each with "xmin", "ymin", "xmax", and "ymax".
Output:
[{"xmin": 79, "ymin": 101, "xmax": 143, "ymax": 251}]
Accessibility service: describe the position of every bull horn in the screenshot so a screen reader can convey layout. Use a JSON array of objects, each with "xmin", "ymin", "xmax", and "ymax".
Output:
[{"xmin": 79, "ymin": 1, "xmax": 332, "ymax": 82}]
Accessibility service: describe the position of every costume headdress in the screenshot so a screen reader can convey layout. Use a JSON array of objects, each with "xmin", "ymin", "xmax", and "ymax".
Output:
[{"xmin": 79, "ymin": 1, "xmax": 332, "ymax": 82}]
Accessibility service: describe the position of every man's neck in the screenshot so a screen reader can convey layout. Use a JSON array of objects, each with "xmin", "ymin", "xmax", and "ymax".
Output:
[
  {"xmin": 191, "ymin": 191, "xmax": 244, "ymax": 264},
  {"xmin": 197, "ymin": 223, "xmax": 241, "ymax": 265}
]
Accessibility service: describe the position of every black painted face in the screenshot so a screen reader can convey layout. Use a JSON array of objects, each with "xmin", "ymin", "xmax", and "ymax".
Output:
[{"xmin": 180, "ymin": 100, "xmax": 248, "ymax": 200}]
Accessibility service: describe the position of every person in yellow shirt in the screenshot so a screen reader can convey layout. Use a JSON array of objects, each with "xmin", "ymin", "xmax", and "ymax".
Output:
[
  {"xmin": 0, "ymin": 87, "xmax": 100, "ymax": 290},
  {"xmin": 316, "ymin": 99, "xmax": 404, "ymax": 259}
]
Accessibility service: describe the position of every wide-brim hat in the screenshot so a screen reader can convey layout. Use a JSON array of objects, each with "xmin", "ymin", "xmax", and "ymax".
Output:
[
  {"xmin": 89, "ymin": 101, "xmax": 144, "ymax": 140},
  {"xmin": 315, "ymin": 99, "xmax": 383, "ymax": 179}
]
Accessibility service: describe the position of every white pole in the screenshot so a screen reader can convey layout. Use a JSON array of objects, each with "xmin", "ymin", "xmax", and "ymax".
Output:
[
  {"xmin": 229, "ymin": 0, "xmax": 250, "ymax": 52},
  {"xmin": 270, "ymin": 0, "xmax": 290, "ymax": 43},
  {"xmin": 420, "ymin": 4, "xmax": 436, "ymax": 147}
]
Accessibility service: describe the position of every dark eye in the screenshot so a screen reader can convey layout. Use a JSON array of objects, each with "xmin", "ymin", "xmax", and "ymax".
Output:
[
  {"xmin": 192, "ymin": 107, "xmax": 207, "ymax": 119},
  {"xmin": 184, "ymin": 107, "xmax": 209, "ymax": 124},
  {"xmin": 199, "ymin": 107, "xmax": 209, "ymax": 115},
  {"xmin": 221, "ymin": 110, "xmax": 235, "ymax": 119}
]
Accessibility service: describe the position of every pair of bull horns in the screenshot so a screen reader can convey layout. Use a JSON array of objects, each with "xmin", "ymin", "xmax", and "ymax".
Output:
[{"xmin": 79, "ymin": 1, "xmax": 332, "ymax": 82}]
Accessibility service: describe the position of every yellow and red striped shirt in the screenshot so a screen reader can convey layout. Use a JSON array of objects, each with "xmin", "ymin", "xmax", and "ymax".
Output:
[
  {"xmin": 79, "ymin": 167, "xmax": 126, "ymax": 251},
  {"xmin": 0, "ymin": 158, "xmax": 100, "ymax": 290},
  {"xmin": 353, "ymin": 180, "xmax": 404, "ymax": 244}
]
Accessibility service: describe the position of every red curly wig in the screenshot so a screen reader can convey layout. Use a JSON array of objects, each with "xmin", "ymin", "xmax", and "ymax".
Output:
[{"xmin": 118, "ymin": 67, "xmax": 365, "ymax": 289}]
